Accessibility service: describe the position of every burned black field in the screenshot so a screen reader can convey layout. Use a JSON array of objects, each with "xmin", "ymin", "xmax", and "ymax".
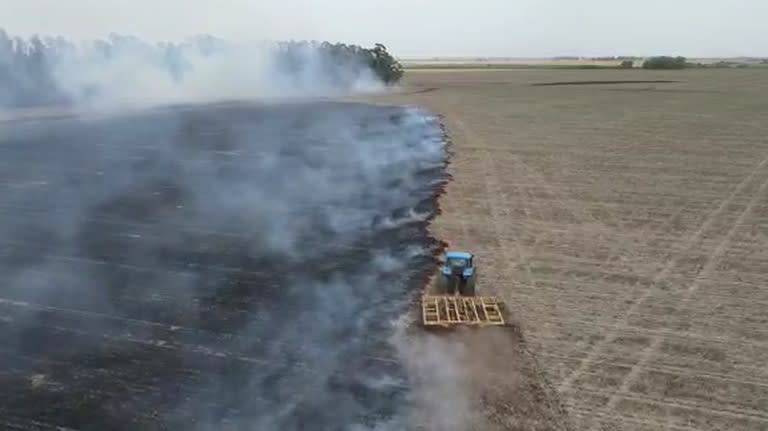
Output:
[{"xmin": 0, "ymin": 102, "xmax": 448, "ymax": 430}]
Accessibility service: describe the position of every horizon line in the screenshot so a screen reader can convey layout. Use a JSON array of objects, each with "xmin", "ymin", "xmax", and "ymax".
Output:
[{"xmin": 398, "ymin": 55, "xmax": 768, "ymax": 61}]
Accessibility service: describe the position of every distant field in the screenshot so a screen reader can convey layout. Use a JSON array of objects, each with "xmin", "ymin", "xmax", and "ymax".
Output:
[
  {"xmin": 402, "ymin": 59, "xmax": 625, "ymax": 70},
  {"xmin": 362, "ymin": 68, "xmax": 768, "ymax": 430},
  {"xmin": 401, "ymin": 57, "xmax": 768, "ymax": 70}
]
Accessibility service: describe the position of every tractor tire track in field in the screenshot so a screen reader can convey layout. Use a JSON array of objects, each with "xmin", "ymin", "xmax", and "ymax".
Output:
[
  {"xmin": 424, "ymin": 110, "xmax": 573, "ymax": 431},
  {"xmin": 554, "ymin": 149, "xmax": 768, "ymax": 429},
  {"xmin": 584, "ymin": 153, "xmax": 768, "ymax": 429},
  {"xmin": 362, "ymin": 68, "xmax": 768, "ymax": 431},
  {"xmin": 558, "ymin": 152, "xmax": 768, "ymax": 395}
]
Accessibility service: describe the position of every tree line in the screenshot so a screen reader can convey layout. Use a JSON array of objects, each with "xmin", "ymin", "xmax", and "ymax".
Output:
[
  {"xmin": 273, "ymin": 40, "xmax": 402, "ymax": 86},
  {"xmin": 641, "ymin": 56, "xmax": 687, "ymax": 69},
  {"xmin": 0, "ymin": 30, "xmax": 404, "ymax": 108}
]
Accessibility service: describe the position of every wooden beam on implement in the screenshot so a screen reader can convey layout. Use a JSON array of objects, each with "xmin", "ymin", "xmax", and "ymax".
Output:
[{"xmin": 421, "ymin": 295, "xmax": 505, "ymax": 327}]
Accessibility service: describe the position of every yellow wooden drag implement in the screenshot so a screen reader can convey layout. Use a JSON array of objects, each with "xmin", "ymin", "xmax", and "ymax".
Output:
[
  {"xmin": 421, "ymin": 251, "xmax": 506, "ymax": 328},
  {"xmin": 421, "ymin": 294, "xmax": 505, "ymax": 327}
]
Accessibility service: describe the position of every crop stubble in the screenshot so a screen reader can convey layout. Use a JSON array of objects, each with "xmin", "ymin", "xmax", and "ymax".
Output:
[
  {"xmin": 0, "ymin": 103, "xmax": 448, "ymax": 430},
  {"xmin": 364, "ymin": 68, "xmax": 768, "ymax": 430}
]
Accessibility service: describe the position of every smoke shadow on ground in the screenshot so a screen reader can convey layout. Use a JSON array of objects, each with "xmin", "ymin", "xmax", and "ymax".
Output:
[{"xmin": 0, "ymin": 101, "xmax": 448, "ymax": 431}]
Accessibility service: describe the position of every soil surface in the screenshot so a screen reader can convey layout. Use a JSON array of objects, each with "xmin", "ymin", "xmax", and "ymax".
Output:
[
  {"xmin": 5, "ymin": 67, "xmax": 768, "ymax": 430},
  {"xmin": 0, "ymin": 102, "xmax": 448, "ymax": 430},
  {"xmin": 359, "ymin": 68, "xmax": 768, "ymax": 430}
]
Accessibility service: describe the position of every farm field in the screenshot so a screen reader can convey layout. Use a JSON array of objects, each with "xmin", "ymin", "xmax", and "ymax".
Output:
[
  {"xmin": 361, "ymin": 68, "xmax": 768, "ymax": 430},
  {"xmin": 0, "ymin": 102, "xmax": 448, "ymax": 430}
]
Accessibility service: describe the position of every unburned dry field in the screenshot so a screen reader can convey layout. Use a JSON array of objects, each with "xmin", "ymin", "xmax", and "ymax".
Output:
[{"xmin": 363, "ymin": 69, "xmax": 768, "ymax": 430}]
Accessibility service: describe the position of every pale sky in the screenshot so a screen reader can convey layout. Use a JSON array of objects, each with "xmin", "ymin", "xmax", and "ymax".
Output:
[{"xmin": 3, "ymin": 0, "xmax": 767, "ymax": 58}]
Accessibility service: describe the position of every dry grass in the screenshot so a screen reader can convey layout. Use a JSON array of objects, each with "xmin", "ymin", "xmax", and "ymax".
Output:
[{"xmin": 359, "ymin": 68, "xmax": 768, "ymax": 430}]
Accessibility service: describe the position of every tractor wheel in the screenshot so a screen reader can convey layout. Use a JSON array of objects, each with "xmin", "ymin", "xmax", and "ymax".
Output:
[
  {"xmin": 434, "ymin": 275, "xmax": 449, "ymax": 294},
  {"xmin": 460, "ymin": 275, "xmax": 476, "ymax": 296},
  {"xmin": 445, "ymin": 277, "xmax": 458, "ymax": 295}
]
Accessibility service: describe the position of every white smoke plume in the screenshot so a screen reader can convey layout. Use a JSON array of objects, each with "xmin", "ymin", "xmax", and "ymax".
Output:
[
  {"xmin": 0, "ymin": 31, "xmax": 386, "ymax": 111},
  {"xmin": 0, "ymin": 100, "xmax": 449, "ymax": 431}
]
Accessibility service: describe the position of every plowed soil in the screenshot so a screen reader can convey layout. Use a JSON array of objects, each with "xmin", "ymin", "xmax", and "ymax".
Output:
[{"xmin": 361, "ymin": 68, "xmax": 768, "ymax": 430}]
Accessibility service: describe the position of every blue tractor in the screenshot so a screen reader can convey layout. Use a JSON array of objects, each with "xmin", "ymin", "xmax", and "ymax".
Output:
[{"xmin": 434, "ymin": 251, "xmax": 477, "ymax": 296}]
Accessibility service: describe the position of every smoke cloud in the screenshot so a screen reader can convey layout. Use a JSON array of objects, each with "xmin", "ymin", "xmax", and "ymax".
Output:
[
  {"xmin": 0, "ymin": 100, "xmax": 448, "ymax": 430},
  {"xmin": 0, "ymin": 30, "xmax": 386, "ymax": 111}
]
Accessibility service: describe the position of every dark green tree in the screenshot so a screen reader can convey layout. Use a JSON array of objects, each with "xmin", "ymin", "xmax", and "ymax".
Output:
[
  {"xmin": 619, "ymin": 60, "xmax": 634, "ymax": 68},
  {"xmin": 368, "ymin": 44, "xmax": 403, "ymax": 84},
  {"xmin": 642, "ymin": 56, "xmax": 687, "ymax": 69}
]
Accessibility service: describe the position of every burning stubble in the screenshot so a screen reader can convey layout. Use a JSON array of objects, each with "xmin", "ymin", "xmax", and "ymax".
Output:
[{"xmin": 0, "ymin": 101, "xmax": 450, "ymax": 430}]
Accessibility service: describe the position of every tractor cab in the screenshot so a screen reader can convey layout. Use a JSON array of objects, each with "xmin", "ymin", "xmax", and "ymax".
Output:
[
  {"xmin": 436, "ymin": 251, "xmax": 477, "ymax": 296},
  {"xmin": 442, "ymin": 251, "xmax": 475, "ymax": 278},
  {"xmin": 422, "ymin": 250, "xmax": 506, "ymax": 328}
]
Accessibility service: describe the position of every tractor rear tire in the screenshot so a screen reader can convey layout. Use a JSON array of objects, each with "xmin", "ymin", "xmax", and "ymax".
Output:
[
  {"xmin": 460, "ymin": 275, "xmax": 476, "ymax": 296},
  {"xmin": 434, "ymin": 275, "xmax": 449, "ymax": 294},
  {"xmin": 445, "ymin": 277, "xmax": 458, "ymax": 295},
  {"xmin": 460, "ymin": 266, "xmax": 478, "ymax": 296}
]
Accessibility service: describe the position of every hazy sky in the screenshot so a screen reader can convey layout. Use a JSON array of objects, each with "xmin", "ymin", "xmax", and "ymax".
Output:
[{"xmin": 3, "ymin": 0, "xmax": 767, "ymax": 57}]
